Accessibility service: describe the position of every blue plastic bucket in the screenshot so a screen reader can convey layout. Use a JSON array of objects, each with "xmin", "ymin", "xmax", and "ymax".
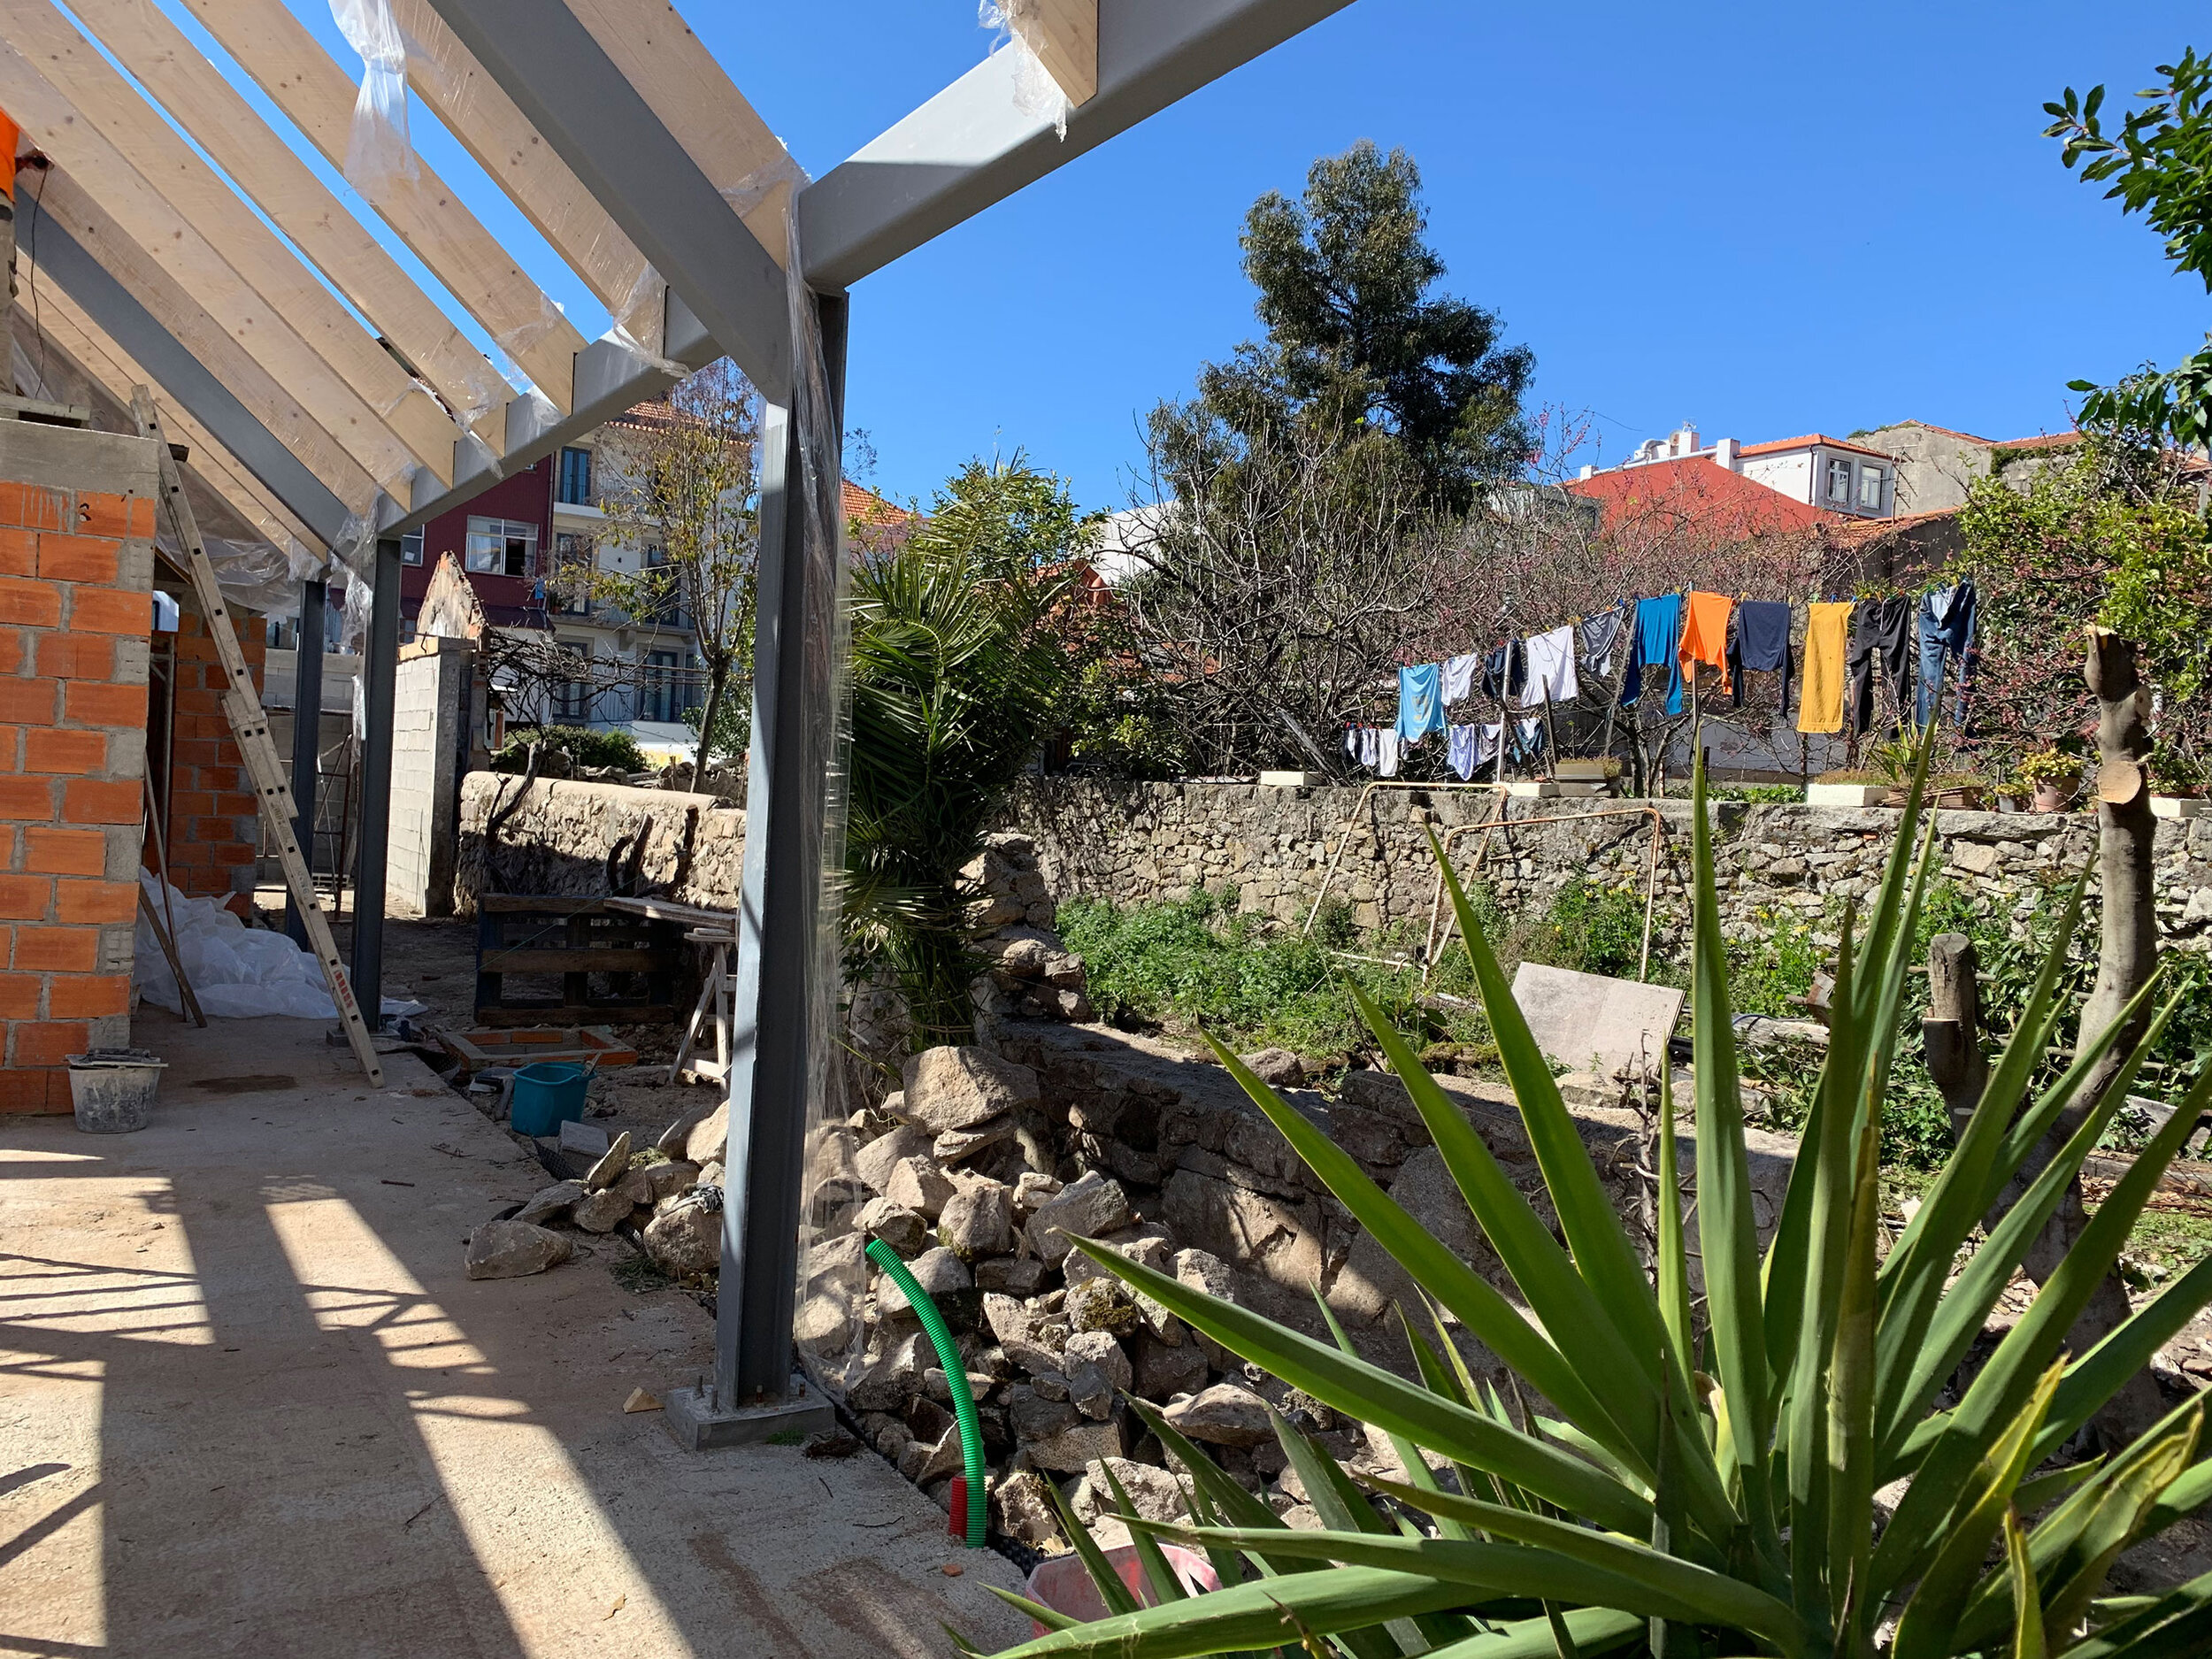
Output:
[{"xmin": 509, "ymin": 1062, "xmax": 590, "ymax": 1137}]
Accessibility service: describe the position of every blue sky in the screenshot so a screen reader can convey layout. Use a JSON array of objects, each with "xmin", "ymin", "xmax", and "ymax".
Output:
[{"xmin": 130, "ymin": 2, "xmax": 2212, "ymax": 512}]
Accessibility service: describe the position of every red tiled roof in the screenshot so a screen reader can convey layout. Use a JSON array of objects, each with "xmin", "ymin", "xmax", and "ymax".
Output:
[
  {"xmin": 842, "ymin": 479, "xmax": 913, "ymax": 526},
  {"xmin": 1564, "ymin": 454, "xmax": 1848, "ymax": 536},
  {"xmin": 1735, "ymin": 433, "xmax": 1900, "ymax": 462},
  {"xmin": 1886, "ymin": 419, "xmax": 1996, "ymax": 443},
  {"xmin": 1990, "ymin": 431, "xmax": 2082, "ymax": 452}
]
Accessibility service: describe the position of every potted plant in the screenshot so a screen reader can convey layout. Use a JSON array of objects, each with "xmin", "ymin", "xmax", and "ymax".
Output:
[
  {"xmin": 1929, "ymin": 772, "xmax": 1987, "ymax": 811},
  {"xmin": 2149, "ymin": 746, "xmax": 2211, "ymax": 818},
  {"xmin": 1865, "ymin": 733, "xmax": 1920, "ymax": 806},
  {"xmin": 2014, "ymin": 746, "xmax": 2082, "ymax": 812}
]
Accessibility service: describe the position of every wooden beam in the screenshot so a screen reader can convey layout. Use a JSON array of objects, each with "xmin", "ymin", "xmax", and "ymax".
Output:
[
  {"xmin": 178, "ymin": 0, "xmax": 586, "ymax": 411},
  {"xmin": 388, "ymin": 0, "xmax": 666, "ymax": 337},
  {"xmin": 23, "ymin": 169, "xmax": 380, "ymax": 516},
  {"xmin": 561, "ymin": 0, "xmax": 800, "ymax": 269},
  {"xmin": 48, "ymin": 0, "xmax": 510, "ymax": 436},
  {"xmin": 1007, "ymin": 0, "xmax": 1098, "ymax": 105},
  {"xmin": 16, "ymin": 288, "xmax": 327, "ymax": 557},
  {"xmin": 0, "ymin": 2, "xmax": 461, "ymax": 486}
]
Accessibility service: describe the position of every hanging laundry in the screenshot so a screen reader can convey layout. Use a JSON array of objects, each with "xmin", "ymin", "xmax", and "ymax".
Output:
[
  {"xmin": 1448, "ymin": 723, "xmax": 1484, "ymax": 780},
  {"xmin": 1397, "ymin": 664, "xmax": 1444, "ymax": 743},
  {"xmin": 1577, "ymin": 603, "xmax": 1627, "ymax": 683},
  {"xmin": 1730, "ymin": 600, "xmax": 1793, "ymax": 710},
  {"xmin": 1915, "ymin": 580, "xmax": 1978, "ymax": 729},
  {"xmin": 1357, "ymin": 726, "xmax": 1380, "ymax": 769},
  {"xmin": 1441, "ymin": 651, "xmax": 1480, "ymax": 705},
  {"xmin": 1620, "ymin": 594, "xmax": 1685, "ymax": 715},
  {"xmin": 1515, "ymin": 718, "xmax": 1544, "ymax": 757},
  {"xmin": 1481, "ymin": 639, "xmax": 1526, "ymax": 704},
  {"xmin": 1678, "ymin": 591, "xmax": 1734, "ymax": 702},
  {"xmin": 1797, "ymin": 602, "xmax": 1854, "ymax": 734},
  {"xmin": 1517, "ymin": 624, "xmax": 1579, "ymax": 709},
  {"xmin": 1343, "ymin": 726, "xmax": 1361, "ymax": 767},
  {"xmin": 1847, "ymin": 595, "xmax": 1915, "ymax": 735},
  {"xmin": 1376, "ymin": 727, "xmax": 1402, "ymax": 778}
]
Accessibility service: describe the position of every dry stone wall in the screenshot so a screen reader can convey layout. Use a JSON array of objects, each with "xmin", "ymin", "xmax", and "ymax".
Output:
[
  {"xmin": 1012, "ymin": 780, "xmax": 2212, "ymax": 959},
  {"xmin": 454, "ymin": 772, "xmax": 744, "ymax": 911}
]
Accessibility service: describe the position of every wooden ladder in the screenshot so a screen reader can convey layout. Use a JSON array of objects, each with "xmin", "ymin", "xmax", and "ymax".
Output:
[{"xmin": 131, "ymin": 391, "xmax": 383, "ymax": 1087}]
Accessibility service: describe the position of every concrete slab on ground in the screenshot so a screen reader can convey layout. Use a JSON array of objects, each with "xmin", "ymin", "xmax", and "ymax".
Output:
[
  {"xmin": 1509, "ymin": 961, "xmax": 1684, "ymax": 1081},
  {"xmin": 0, "ymin": 1009, "xmax": 1029, "ymax": 1657}
]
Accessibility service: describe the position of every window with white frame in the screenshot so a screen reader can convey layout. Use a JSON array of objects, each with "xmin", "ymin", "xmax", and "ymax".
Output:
[
  {"xmin": 400, "ymin": 526, "xmax": 424, "ymax": 565},
  {"xmin": 465, "ymin": 516, "xmax": 539, "ymax": 578},
  {"xmin": 553, "ymin": 636, "xmax": 595, "ymax": 721},
  {"xmin": 1824, "ymin": 457, "xmax": 1854, "ymax": 503},
  {"xmin": 1857, "ymin": 465, "xmax": 1886, "ymax": 510}
]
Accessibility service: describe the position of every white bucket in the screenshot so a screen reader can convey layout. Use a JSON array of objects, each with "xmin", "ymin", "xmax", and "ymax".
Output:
[{"xmin": 66, "ymin": 1048, "xmax": 167, "ymax": 1133}]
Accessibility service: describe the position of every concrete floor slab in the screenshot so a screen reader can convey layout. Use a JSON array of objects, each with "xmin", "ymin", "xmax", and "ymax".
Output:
[{"xmin": 1, "ymin": 1010, "xmax": 1032, "ymax": 1657}]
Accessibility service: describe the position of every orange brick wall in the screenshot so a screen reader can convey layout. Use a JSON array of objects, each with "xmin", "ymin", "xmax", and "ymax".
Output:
[
  {"xmin": 0, "ymin": 465, "xmax": 157, "ymax": 1114},
  {"xmin": 157, "ymin": 601, "xmax": 266, "ymax": 900}
]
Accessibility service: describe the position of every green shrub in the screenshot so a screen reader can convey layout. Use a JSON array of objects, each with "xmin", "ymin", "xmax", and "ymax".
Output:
[
  {"xmin": 1007, "ymin": 746, "xmax": 2212, "ymax": 1659},
  {"xmin": 492, "ymin": 725, "xmax": 647, "ymax": 774},
  {"xmin": 1524, "ymin": 874, "xmax": 1648, "ymax": 980}
]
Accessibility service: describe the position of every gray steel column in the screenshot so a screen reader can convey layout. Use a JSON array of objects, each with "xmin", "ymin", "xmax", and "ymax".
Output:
[
  {"xmin": 714, "ymin": 292, "xmax": 848, "ymax": 1411},
  {"xmin": 285, "ymin": 579, "xmax": 326, "ymax": 949},
  {"xmin": 347, "ymin": 543, "xmax": 403, "ymax": 1026}
]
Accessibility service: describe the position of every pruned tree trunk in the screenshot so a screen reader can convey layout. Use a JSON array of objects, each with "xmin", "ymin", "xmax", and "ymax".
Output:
[
  {"xmin": 1995, "ymin": 627, "xmax": 2162, "ymax": 1448},
  {"xmin": 1923, "ymin": 932, "xmax": 1989, "ymax": 1146}
]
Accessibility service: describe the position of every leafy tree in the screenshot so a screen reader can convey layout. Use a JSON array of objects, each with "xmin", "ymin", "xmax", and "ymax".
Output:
[
  {"xmin": 587, "ymin": 359, "xmax": 759, "ymax": 777},
  {"xmin": 2047, "ymin": 50, "xmax": 2212, "ymax": 446},
  {"xmin": 844, "ymin": 458, "xmax": 1085, "ymax": 1045},
  {"xmin": 1197, "ymin": 140, "xmax": 1534, "ymax": 510}
]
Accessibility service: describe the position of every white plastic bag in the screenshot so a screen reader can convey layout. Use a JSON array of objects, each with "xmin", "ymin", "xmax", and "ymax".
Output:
[{"xmin": 133, "ymin": 872, "xmax": 425, "ymax": 1022}]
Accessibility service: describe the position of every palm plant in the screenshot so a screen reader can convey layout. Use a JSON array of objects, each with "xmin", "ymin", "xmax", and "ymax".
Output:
[
  {"xmin": 982, "ymin": 738, "xmax": 2212, "ymax": 1657},
  {"xmin": 845, "ymin": 534, "xmax": 1078, "ymax": 1046}
]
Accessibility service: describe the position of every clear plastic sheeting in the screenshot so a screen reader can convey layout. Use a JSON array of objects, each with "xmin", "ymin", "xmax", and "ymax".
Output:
[
  {"xmin": 134, "ymin": 872, "xmax": 426, "ymax": 1022},
  {"xmin": 787, "ymin": 189, "xmax": 866, "ymax": 1394},
  {"xmin": 331, "ymin": 0, "xmax": 419, "ymax": 193},
  {"xmin": 154, "ymin": 527, "xmax": 327, "ymax": 619},
  {"xmin": 979, "ymin": 1, "xmax": 1073, "ymax": 140}
]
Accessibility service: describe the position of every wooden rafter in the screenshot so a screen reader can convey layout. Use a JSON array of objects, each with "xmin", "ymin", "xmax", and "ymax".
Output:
[
  {"xmin": 17, "ymin": 289, "xmax": 326, "ymax": 557},
  {"xmin": 0, "ymin": 2, "xmax": 461, "ymax": 485},
  {"xmin": 563, "ymin": 0, "xmax": 799, "ymax": 269},
  {"xmin": 178, "ymin": 0, "xmax": 587, "ymax": 411},
  {"xmin": 1006, "ymin": 0, "xmax": 1098, "ymax": 106},
  {"xmin": 22, "ymin": 170, "xmax": 380, "ymax": 513},
  {"xmin": 45, "ymin": 0, "xmax": 510, "ymax": 438}
]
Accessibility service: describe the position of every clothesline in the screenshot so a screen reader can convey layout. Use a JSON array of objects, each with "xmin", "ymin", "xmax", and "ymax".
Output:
[{"xmin": 1342, "ymin": 584, "xmax": 1980, "ymax": 779}]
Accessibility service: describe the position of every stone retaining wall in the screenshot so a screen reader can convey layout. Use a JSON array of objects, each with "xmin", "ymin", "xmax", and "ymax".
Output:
[
  {"xmin": 1011, "ymin": 780, "xmax": 2212, "ymax": 958},
  {"xmin": 454, "ymin": 772, "xmax": 743, "ymax": 912}
]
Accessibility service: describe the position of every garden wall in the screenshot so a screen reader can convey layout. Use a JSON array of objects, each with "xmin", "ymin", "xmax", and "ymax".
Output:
[
  {"xmin": 454, "ymin": 772, "xmax": 743, "ymax": 911},
  {"xmin": 1010, "ymin": 781, "xmax": 2212, "ymax": 961}
]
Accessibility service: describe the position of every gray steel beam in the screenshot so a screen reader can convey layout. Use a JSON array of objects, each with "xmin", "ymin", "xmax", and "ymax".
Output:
[
  {"xmin": 28, "ymin": 212, "xmax": 356, "ymax": 549},
  {"xmin": 347, "ymin": 539, "xmax": 403, "ymax": 1026},
  {"xmin": 798, "ymin": 0, "xmax": 1355, "ymax": 289},
  {"xmin": 709, "ymin": 291, "xmax": 848, "ymax": 1414},
  {"xmin": 419, "ymin": 0, "xmax": 793, "ymax": 402},
  {"xmin": 285, "ymin": 578, "xmax": 326, "ymax": 950}
]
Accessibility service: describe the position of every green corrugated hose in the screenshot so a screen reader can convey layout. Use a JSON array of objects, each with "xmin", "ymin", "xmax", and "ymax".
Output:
[{"xmin": 865, "ymin": 1235, "xmax": 986, "ymax": 1547}]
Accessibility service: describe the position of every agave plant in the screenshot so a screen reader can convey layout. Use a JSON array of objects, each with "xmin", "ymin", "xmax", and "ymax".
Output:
[{"xmin": 982, "ymin": 742, "xmax": 2212, "ymax": 1657}]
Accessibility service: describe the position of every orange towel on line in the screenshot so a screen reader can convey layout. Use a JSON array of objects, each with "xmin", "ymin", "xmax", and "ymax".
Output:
[
  {"xmin": 1797, "ymin": 601, "xmax": 1855, "ymax": 734},
  {"xmin": 1678, "ymin": 590, "xmax": 1733, "ymax": 701}
]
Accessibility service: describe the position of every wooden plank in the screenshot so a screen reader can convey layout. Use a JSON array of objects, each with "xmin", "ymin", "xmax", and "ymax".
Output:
[
  {"xmin": 52, "ymin": 0, "xmax": 510, "ymax": 437},
  {"xmin": 562, "ymin": 0, "xmax": 797, "ymax": 269},
  {"xmin": 1007, "ymin": 0, "xmax": 1098, "ymax": 104},
  {"xmin": 25, "ymin": 170, "xmax": 383, "ymax": 510},
  {"xmin": 388, "ymin": 0, "xmax": 662, "ymax": 337},
  {"xmin": 472, "ymin": 1004, "xmax": 675, "ymax": 1028},
  {"xmin": 603, "ymin": 894, "xmax": 733, "ymax": 929},
  {"xmin": 134, "ymin": 391, "xmax": 384, "ymax": 1088},
  {"xmin": 21, "ymin": 285, "xmax": 330, "ymax": 555},
  {"xmin": 178, "ymin": 0, "xmax": 586, "ymax": 411},
  {"xmin": 0, "ymin": 4, "xmax": 463, "ymax": 484},
  {"xmin": 480, "ymin": 948, "xmax": 668, "ymax": 973},
  {"xmin": 483, "ymin": 898, "xmax": 624, "ymax": 918}
]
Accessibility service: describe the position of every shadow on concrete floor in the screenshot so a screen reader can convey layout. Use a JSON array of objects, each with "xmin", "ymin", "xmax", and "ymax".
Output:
[{"xmin": 0, "ymin": 1010, "xmax": 1031, "ymax": 1658}]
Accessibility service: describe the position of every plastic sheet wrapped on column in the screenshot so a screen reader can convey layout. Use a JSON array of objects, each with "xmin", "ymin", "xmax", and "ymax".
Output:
[
  {"xmin": 979, "ymin": 1, "xmax": 1074, "ymax": 140},
  {"xmin": 331, "ymin": 0, "xmax": 419, "ymax": 193},
  {"xmin": 134, "ymin": 872, "xmax": 426, "ymax": 1021}
]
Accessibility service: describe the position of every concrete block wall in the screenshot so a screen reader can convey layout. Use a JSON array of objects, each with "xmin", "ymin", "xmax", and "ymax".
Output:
[
  {"xmin": 387, "ymin": 636, "xmax": 472, "ymax": 918},
  {"xmin": 0, "ymin": 426, "xmax": 159, "ymax": 1112},
  {"xmin": 159, "ymin": 595, "xmax": 267, "ymax": 899}
]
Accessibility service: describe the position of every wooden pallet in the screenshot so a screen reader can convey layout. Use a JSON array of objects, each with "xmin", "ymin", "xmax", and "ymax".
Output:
[
  {"xmin": 435, "ymin": 1024, "xmax": 640, "ymax": 1077},
  {"xmin": 474, "ymin": 894, "xmax": 680, "ymax": 1025}
]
